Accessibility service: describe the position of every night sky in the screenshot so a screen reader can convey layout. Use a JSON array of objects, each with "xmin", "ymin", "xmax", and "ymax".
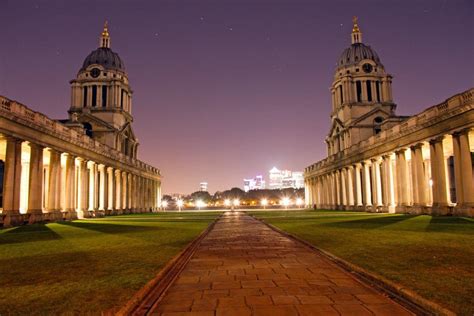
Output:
[{"xmin": 1, "ymin": 0, "xmax": 473, "ymax": 194}]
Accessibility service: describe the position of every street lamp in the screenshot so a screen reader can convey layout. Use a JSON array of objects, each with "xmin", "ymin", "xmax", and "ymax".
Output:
[
  {"xmin": 281, "ymin": 197, "xmax": 290, "ymax": 210},
  {"xmin": 261, "ymin": 198, "xmax": 268, "ymax": 210},
  {"xmin": 196, "ymin": 199, "xmax": 206, "ymax": 211},
  {"xmin": 177, "ymin": 199, "xmax": 184, "ymax": 212},
  {"xmin": 162, "ymin": 200, "xmax": 168, "ymax": 211},
  {"xmin": 296, "ymin": 198, "xmax": 304, "ymax": 208},
  {"xmin": 224, "ymin": 199, "xmax": 231, "ymax": 208},
  {"xmin": 233, "ymin": 199, "xmax": 240, "ymax": 209}
]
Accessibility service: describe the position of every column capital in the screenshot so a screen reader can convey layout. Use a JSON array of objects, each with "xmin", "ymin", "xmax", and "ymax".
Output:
[
  {"xmin": 46, "ymin": 147, "xmax": 61, "ymax": 155},
  {"xmin": 429, "ymin": 135, "xmax": 445, "ymax": 145},
  {"xmin": 4, "ymin": 135, "xmax": 23, "ymax": 143},
  {"xmin": 410, "ymin": 143, "xmax": 424, "ymax": 151},
  {"xmin": 395, "ymin": 148, "xmax": 407, "ymax": 155},
  {"xmin": 452, "ymin": 128, "xmax": 472, "ymax": 138},
  {"xmin": 28, "ymin": 142, "xmax": 44, "ymax": 150}
]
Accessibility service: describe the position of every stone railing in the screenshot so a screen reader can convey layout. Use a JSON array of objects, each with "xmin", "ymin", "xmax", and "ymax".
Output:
[
  {"xmin": 0, "ymin": 96, "xmax": 160, "ymax": 176},
  {"xmin": 305, "ymin": 88, "xmax": 474, "ymax": 174}
]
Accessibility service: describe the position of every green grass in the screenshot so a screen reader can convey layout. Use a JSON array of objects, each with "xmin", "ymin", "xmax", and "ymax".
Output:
[
  {"xmin": 0, "ymin": 211, "xmax": 222, "ymax": 315},
  {"xmin": 248, "ymin": 210, "xmax": 474, "ymax": 316}
]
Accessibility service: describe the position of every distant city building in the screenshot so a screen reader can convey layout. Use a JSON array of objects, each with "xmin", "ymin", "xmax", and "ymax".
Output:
[
  {"xmin": 269, "ymin": 167, "xmax": 304, "ymax": 189},
  {"xmin": 243, "ymin": 175, "xmax": 266, "ymax": 192},
  {"xmin": 199, "ymin": 182, "xmax": 208, "ymax": 192}
]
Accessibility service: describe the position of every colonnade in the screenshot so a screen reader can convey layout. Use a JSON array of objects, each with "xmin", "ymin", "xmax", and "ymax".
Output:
[
  {"xmin": 305, "ymin": 129, "xmax": 474, "ymax": 216},
  {"xmin": 1, "ymin": 136, "xmax": 161, "ymax": 227}
]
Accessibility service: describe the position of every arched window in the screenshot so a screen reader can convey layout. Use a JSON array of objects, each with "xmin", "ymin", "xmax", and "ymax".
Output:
[
  {"xmin": 376, "ymin": 81, "xmax": 381, "ymax": 102},
  {"xmin": 83, "ymin": 123, "xmax": 93, "ymax": 137},
  {"xmin": 339, "ymin": 85, "xmax": 344, "ymax": 104},
  {"xmin": 92, "ymin": 85, "xmax": 97, "ymax": 107},
  {"xmin": 356, "ymin": 81, "xmax": 362, "ymax": 102},
  {"xmin": 102, "ymin": 85, "xmax": 107, "ymax": 107},
  {"xmin": 83, "ymin": 87, "xmax": 88, "ymax": 107},
  {"xmin": 366, "ymin": 80, "xmax": 372, "ymax": 102},
  {"xmin": 373, "ymin": 116, "xmax": 383, "ymax": 135}
]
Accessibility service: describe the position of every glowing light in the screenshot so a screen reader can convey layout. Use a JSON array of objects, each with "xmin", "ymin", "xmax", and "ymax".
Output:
[
  {"xmin": 196, "ymin": 200, "xmax": 206, "ymax": 210},
  {"xmin": 281, "ymin": 197, "xmax": 291, "ymax": 209},
  {"xmin": 224, "ymin": 199, "xmax": 231, "ymax": 207},
  {"xmin": 296, "ymin": 198, "xmax": 304, "ymax": 207},
  {"xmin": 261, "ymin": 198, "xmax": 268, "ymax": 206},
  {"xmin": 233, "ymin": 199, "xmax": 240, "ymax": 207},
  {"xmin": 177, "ymin": 199, "xmax": 184, "ymax": 211},
  {"xmin": 162, "ymin": 200, "xmax": 168, "ymax": 209}
]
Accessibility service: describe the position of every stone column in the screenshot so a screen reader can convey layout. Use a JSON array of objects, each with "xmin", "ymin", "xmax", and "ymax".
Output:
[
  {"xmin": 381, "ymin": 155, "xmax": 395, "ymax": 211},
  {"xmin": 46, "ymin": 149, "xmax": 62, "ymax": 221},
  {"xmin": 2, "ymin": 136, "xmax": 23, "ymax": 226},
  {"xmin": 27, "ymin": 143, "xmax": 44, "ymax": 223},
  {"xmin": 98, "ymin": 164, "xmax": 106, "ymax": 214},
  {"xmin": 346, "ymin": 166, "xmax": 355, "ymax": 206},
  {"xmin": 452, "ymin": 129, "xmax": 474, "ymax": 213},
  {"xmin": 127, "ymin": 173, "xmax": 133, "ymax": 212},
  {"xmin": 341, "ymin": 169, "xmax": 347, "ymax": 207},
  {"xmin": 372, "ymin": 158, "xmax": 383, "ymax": 208},
  {"xmin": 363, "ymin": 161, "xmax": 372, "ymax": 207},
  {"xmin": 411, "ymin": 144, "xmax": 427, "ymax": 210},
  {"xmin": 429, "ymin": 137, "xmax": 449, "ymax": 213},
  {"xmin": 107, "ymin": 167, "xmax": 115, "ymax": 214},
  {"xmin": 122, "ymin": 171, "xmax": 128, "ymax": 213},
  {"xmin": 395, "ymin": 149, "xmax": 409, "ymax": 210},
  {"xmin": 115, "ymin": 169, "xmax": 122, "ymax": 214},
  {"xmin": 63, "ymin": 154, "xmax": 77, "ymax": 219},
  {"xmin": 87, "ymin": 162, "xmax": 95, "ymax": 213},
  {"xmin": 77, "ymin": 158, "xmax": 89, "ymax": 218},
  {"xmin": 354, "ymin": 164, "xmax": 363, "ymax": 206}
]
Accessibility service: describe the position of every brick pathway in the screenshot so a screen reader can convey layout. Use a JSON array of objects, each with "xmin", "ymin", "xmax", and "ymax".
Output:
[{"xmin": 150, "ymin": 211, "xmax": 412, "ymax": 316}]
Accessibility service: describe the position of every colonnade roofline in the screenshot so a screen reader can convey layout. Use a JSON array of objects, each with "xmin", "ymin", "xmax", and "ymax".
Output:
[
  {"xmin": 305, "ymin": 88, "xmax": 474, "ymax": 176},
  {"xmin": 0, "ymin": 95, "xmax": 160, "ymax": 179}
]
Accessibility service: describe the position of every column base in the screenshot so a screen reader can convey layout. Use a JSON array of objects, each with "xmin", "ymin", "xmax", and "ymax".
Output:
[
  {"xmin": 45, "ymin": 210, "xmax": 64, "ymax": 222},
  {"xmin": 453, "ymin": 205, "xmax": 474, "ymax": 217},
  {"xmin": 62, "ymin": 210, "xmax": 78, "ymax": 220},
  {"xmin": 27, "ymin": 211, "xmax": 44, "ymax": 224},
  {"xmin": 430, "ymin": 204, "xmax": 452, "ymax": 216},
  {"xmin": 2, "ymin": 213, "xmax": 22, "ymax": 227}
]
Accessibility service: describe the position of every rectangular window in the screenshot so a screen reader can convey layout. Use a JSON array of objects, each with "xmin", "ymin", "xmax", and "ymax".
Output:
[
  {"xmin": 83, "ymin": 87, "xmax": 88, "ymax": 107},
  {"xmin": 356, "ymin": 81, "xmax": 362, "ymax": 102},
  {"xmin": 92, "ymin": 85, "xmax": 97, "ymax": 107},
  {"xmin": 102, "ymin": 85, "xmax": 107, "ymax": 107},
  {"xmin": 366, "ymin": 80, "xmax": 372, "ymax": 102},
  {"xmin": 376, "ymin": 81, "xmax": 381, "ymax": 102},
  {"xmin": 339, "ymin": 85, "xmax": 344, "ymax": 104}
]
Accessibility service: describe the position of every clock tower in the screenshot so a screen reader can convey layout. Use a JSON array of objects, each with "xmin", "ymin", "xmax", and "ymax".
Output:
[
  {"xmin": 326, "ymin": 17, "xmax": 404, "ymax": 156},
  {"xmin": 68, "ymin": 21, "xmax": 138, "ymax": 158}
]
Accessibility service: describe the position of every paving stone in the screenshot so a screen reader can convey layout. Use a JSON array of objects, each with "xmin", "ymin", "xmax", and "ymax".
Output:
[
  {"xmin": 271, "ymin": 295, "xmax": 300, "ymax": 305},
  {"xmin": 252, "ymin": 305, "xmax": 299, "ymax": 316},
  {"xmin": 245, "ymin": 295, "xmax": 274, "ymax": 306},
  {"xmin": 147, "ymin": 212, "xmax": 413, "ymax": 316}
]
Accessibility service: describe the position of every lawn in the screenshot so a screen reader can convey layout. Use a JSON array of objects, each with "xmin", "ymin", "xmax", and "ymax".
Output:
[
  {"xmin": 248, "ymin": 210, "xmax": 474, "ymax": 316},
  {"xmin": 0, "ymin": 211, "xmax": 222, "ymax": 315}
]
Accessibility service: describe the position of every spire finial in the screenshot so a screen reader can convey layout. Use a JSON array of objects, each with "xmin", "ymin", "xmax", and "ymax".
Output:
[
  {"xmin": 351, "ymin": 16, "xmax": 362, "ymax": 44},
  {"xmin": 100, "ymin": 20, "xmax": 110, "ymax": 48}
]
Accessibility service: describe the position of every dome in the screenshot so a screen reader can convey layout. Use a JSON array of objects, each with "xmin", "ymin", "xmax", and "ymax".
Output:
[
  {"xmin": 337, "ymin": 43, "xmax": 382, "ymax": 68},
  {"xmin": 81, "ymin": 47, "xmax": 125, "ymax": 72}
]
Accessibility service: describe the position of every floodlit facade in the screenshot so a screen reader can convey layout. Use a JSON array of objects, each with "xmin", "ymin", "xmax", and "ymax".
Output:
[
  {"xmin": 304, "ymin": 18, "xmax": 474, "ymax": 216},
  {"xmin": 0, "ymin": 23, "xmax": 162, "ymax": 227},
  {"xmin": 243, "ymin": 175, "xmax": 265, "ymax": 192},
  {"xmin": 199, "ymin": 182, "xmax": 208, "ymax": 192},
  {"xmin": 269, "ymin": 167, "xmax": 304, "ymax": 189}
]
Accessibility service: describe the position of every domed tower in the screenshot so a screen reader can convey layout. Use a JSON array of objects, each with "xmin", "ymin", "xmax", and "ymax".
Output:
[
  {"xmin": 68, "ymin": 21, "xmax": 138, "ymax": 158},
  {"xmin": 326, "ymin": 17, "xmax": 401, "ymax": 156}
]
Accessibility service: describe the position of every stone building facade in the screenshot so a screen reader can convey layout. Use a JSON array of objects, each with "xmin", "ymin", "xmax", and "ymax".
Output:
[
  {"xmin": 0, "ymin": 23, "xmax": 161, "ymax": 227},
  {"xmin": 304, "ymin": 18, "xmax": 474, "ymax": 216}
]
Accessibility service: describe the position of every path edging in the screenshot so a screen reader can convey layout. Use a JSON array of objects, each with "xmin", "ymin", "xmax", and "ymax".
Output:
[
  {"xmin": 248, "ymin": 213, "xmax": 455, "ymax": 316},
  {"xmin": 117, "ymin": 214, "xmax": 222, "ymax": 316}
]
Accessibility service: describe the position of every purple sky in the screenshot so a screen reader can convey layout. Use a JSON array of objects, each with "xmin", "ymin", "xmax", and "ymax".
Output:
[{"xmin": 1, "ymin": 0, "xmax": 473, "ymax": 194}]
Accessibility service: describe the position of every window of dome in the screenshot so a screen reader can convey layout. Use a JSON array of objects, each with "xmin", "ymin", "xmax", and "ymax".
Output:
[{"xmin": 374, "ymin": 116, "xmax": 384, "ymax": 124}]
